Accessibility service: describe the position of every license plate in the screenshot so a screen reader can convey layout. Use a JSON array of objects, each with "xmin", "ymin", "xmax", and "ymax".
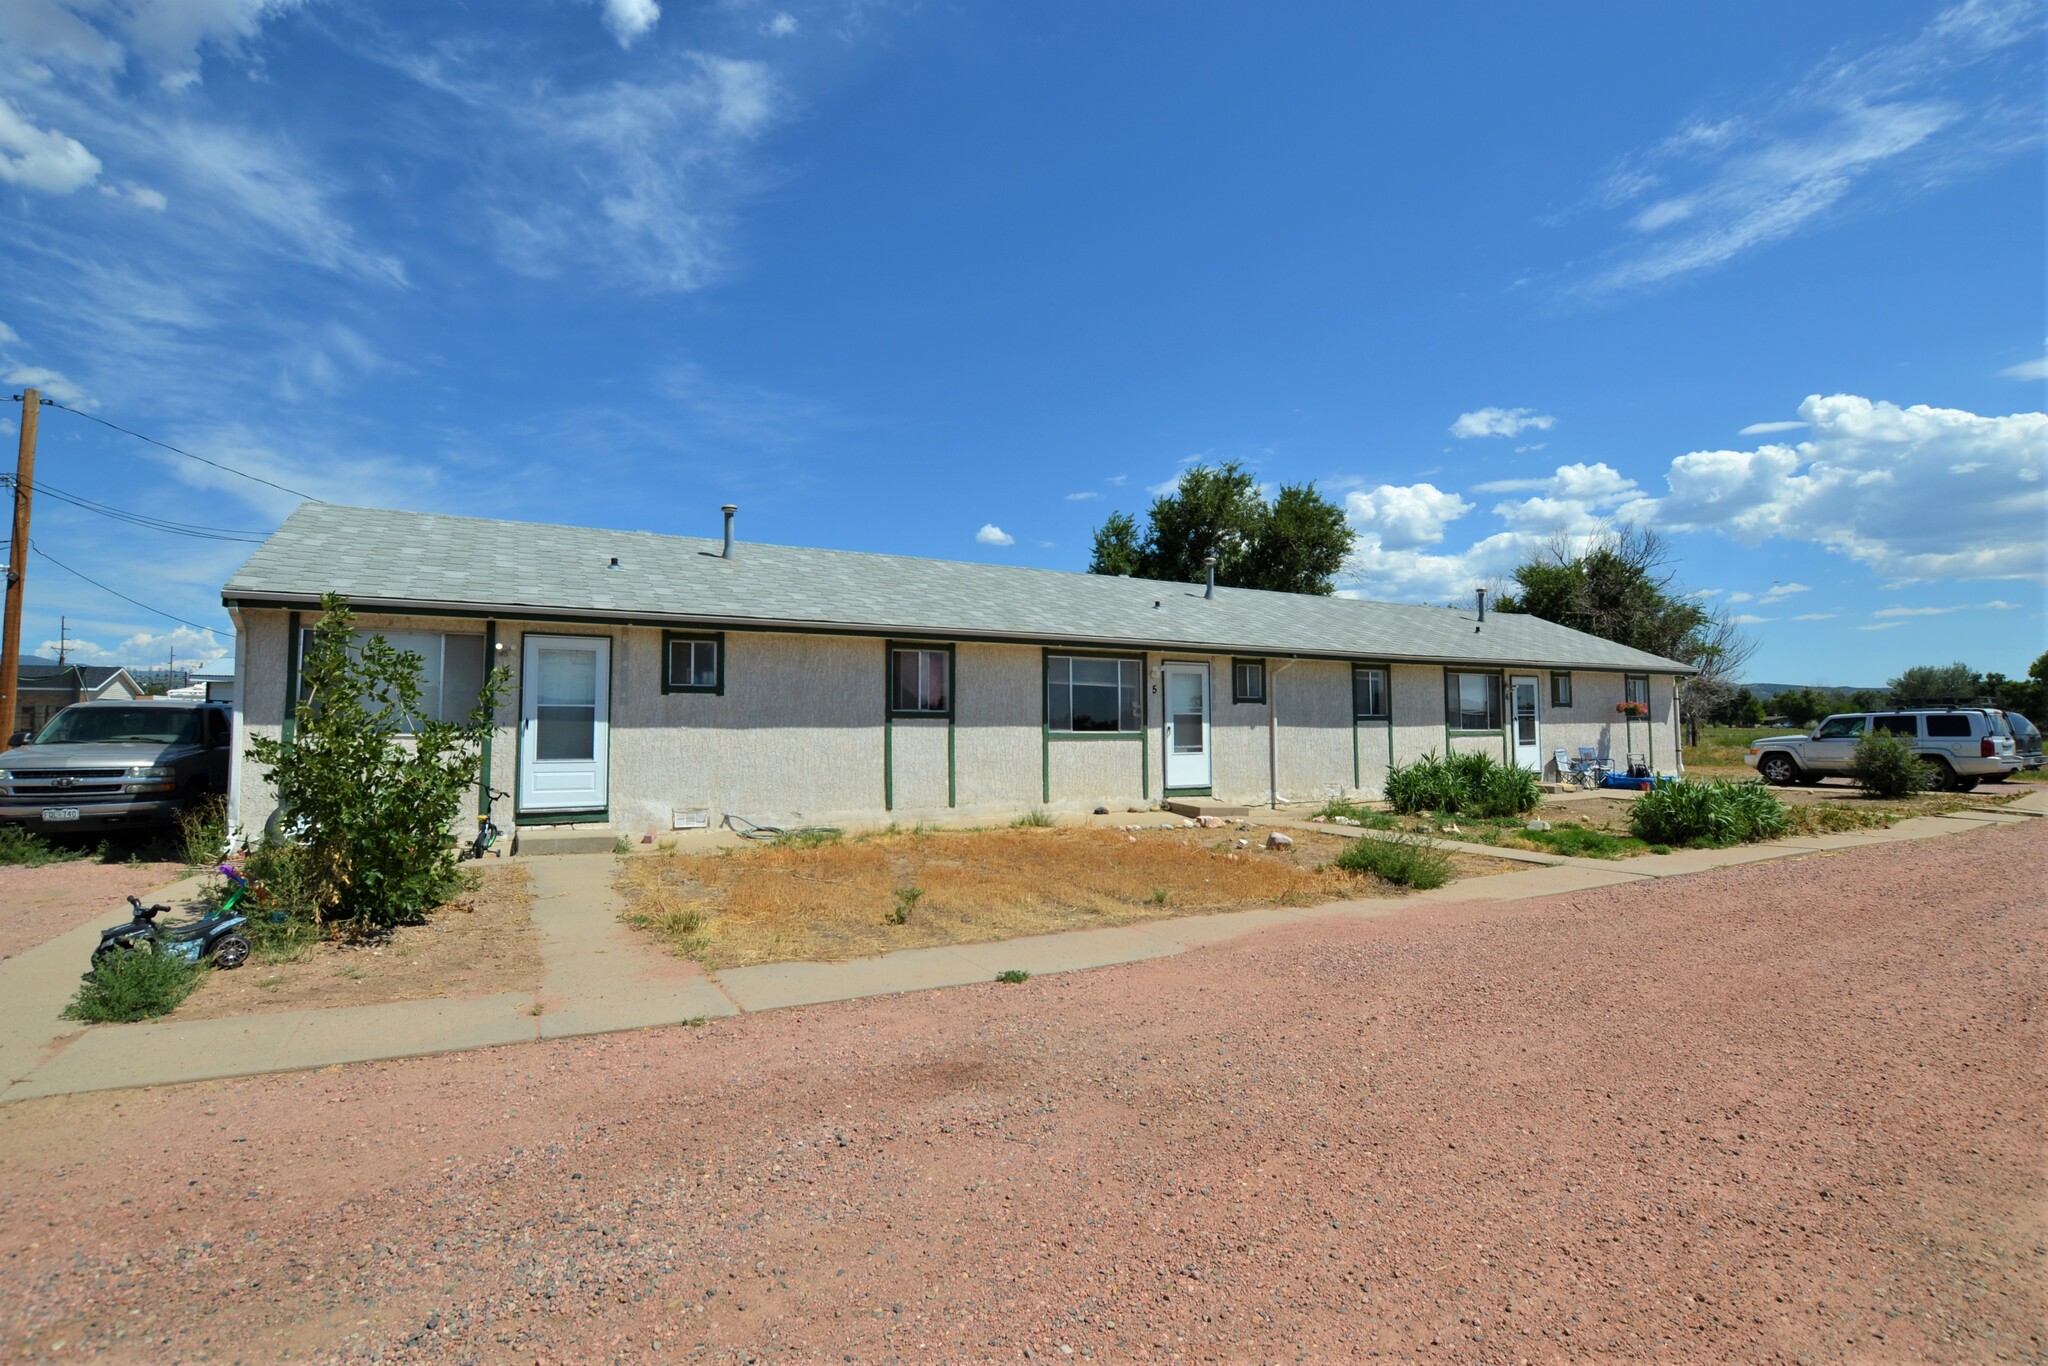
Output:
[{"xmin": 41, "ymin": 807, "xmax": 80, "ymax": 822}]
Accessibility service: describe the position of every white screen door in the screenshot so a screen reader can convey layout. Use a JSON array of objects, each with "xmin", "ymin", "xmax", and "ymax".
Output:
[
  {"xmin": 1163, "ymin": 664, "xmax": 1211, "ymax": 790},
  {"xmin": 1510, "ymin": 674, "xmax": 1541, "ymax": 771},
  {"xmin": 519, "ymin": 636, "xmax": 610, "ymax": 814}
]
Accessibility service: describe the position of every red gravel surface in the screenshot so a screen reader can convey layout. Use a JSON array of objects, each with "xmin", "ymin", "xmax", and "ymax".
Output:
[
  {"xmin": 0, "ymin": 856, "xmax": 185, "ymax": 962},
  {"xmin": 2, "ymin": 822, "xmax": 2042, "ymax": 1364}
]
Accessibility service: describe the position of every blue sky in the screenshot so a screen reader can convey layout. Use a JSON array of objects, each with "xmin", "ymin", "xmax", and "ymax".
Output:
[{"xmin": 0, "ymin": 0, "xmax": 2042, "ymax": 687}]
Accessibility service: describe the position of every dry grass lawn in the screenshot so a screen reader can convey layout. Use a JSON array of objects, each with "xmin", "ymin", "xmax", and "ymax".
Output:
[
  {"xmin": 171, "ymin": 862, "xmax": 542, "ymax": 1020},
  {"xmin": 618, "ymin": 824, "xmax": 1514, "ymax": 969}
]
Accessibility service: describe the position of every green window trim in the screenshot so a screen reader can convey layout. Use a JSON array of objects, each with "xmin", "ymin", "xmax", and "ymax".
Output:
[
  {"xmin": 1230, "ymin": 657, "xmax": 1266, "ymax": 705},
  {"xmin": 1550, "ymin": 671, "xmax": 1573, "ymax": 708},
  {"xmin": 661, "ymin": 630, "xmax": 725, "ymax": 695},
  {"xmin": 886, "ymin": 641, "xmax": 955, "ymax": 720}
]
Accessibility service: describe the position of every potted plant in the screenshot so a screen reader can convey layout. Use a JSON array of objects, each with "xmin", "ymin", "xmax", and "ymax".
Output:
[{"xmin": 1616, "ymin": 701, "xmax": 1648, "ymax": 717}]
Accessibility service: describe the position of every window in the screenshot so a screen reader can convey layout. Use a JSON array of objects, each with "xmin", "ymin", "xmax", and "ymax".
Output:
[
  {"xmin": 663, "ymin": 632, "xmax": 723, "ymax": 695},
  {"xmin": 1625, "ymin": 675, "xmax": 1650, "ymax": 708},
  {"xmin": 890, "ymin": 646, "xmax": 951, "ymax": 716},
  {"xmin": 1924, "ymin": 714, "xmax": 1971, "ymax": 738},
  {"xmin": 1444, "ymin": 671, "xmax": 1502, "ymax": 731},
  {"xmin": 1550, "ymin": 672, "xmax": 1573, "ymax": 707},
  {"xmin": 298, "ymin": 628, "xmax": 487, "ymax": 726},
  {"xmin": 1047, "ymin": 655, "xmax": 1142, "ymax": 733},
  {"xmin": 1231, "ymin": 658, "xmax": 1266, "ymax": 705},
  {"xmin": 1813, "ymin": 715, "xmax": 1866, "ymax": 739},
  {"xmin": 1352, "ymin": 665, "xmax": 1388, "ymax": 719},
  {"xmin": 1871, "ymin": 714, "xmax": 1917, "ymax": 736}
]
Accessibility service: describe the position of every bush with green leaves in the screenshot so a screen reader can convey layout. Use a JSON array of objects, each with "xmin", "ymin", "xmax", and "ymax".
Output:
[
  {"xmin": 1848, "ymin": 727, "xmax": 1930, "ymax": 799},
  {"xmin": 0, "ymin": 825, "xmax": 84, "ymax": 868},
  {"xmin": 1333, "ymin": 832, "xmax": 1453, "ymax": 889},
  {"xmin": 1629, "ymin": 779, "xmax": 1788, "ymax": 848},
  {"xmin": 1382, "ymin": 751, "xmax": 1541, "ymax": 818},
  {"xmin": 244, "ymin": 594, "xmax": 505, "ymax": 929},
  {"xmin": 65, "ymin": 948, "xmax": 203, "ymax": 1023}
]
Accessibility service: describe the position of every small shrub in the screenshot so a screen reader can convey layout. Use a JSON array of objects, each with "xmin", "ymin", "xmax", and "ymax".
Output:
[
  {"xmin": 888, "ymin": 886, "xmax": 922, "ymax": 925},
  {"xmin": 1383, "ymin": 751, "xmax": 1540, "ymax": 818},
  {"xmin": 996, "ymin": 969, "xmax": 1030, "ymax": 984},
  {"xmin": 0, "ymin": 825, "xmax": 84, "ymax": 868},
  {"xmin": 777, "ymin": 827, "xmax": 843, "ymax": 848},
  {"xmin": 1013, "ymin": 808, "xmax": 1054, "ymax": 828},
  {"xmin": 1333, "ymin": 833, "xmax": 1453, "ymax": 889},
  {"xmin": 1149, "ymin": 887, "xmax": 1170, "ymax": 904},
  {"xmin": 1520, "ymin": 824, "xmax": 1647, "ymax": 859},
  {"xmin": 176, "ymin": 796, "xmax": 227, "ymax": 869},
  {"xmin": 1849, "ymin": 728, "xmax": 1930, "ymax": 799},
  {"xmin": 65, "ymin": 949, "xmax": 202, "ymax": 1023},
  {"xmin": 1783, "ymin": 803, "xmax": 1894, "ymax": 837},
  {"xmin": 1629, "ymin": 779, "xmax": 1788, "ymax": 847}
]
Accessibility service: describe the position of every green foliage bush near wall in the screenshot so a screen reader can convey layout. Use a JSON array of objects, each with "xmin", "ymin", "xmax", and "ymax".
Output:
[
  {"xmin": 1382, "ymin": 751, "xmax": 1542, "ymax": 818},
  {"xmin": 65, "ymin": 949, "xmax": 202, "ymax": 1023},
  {"xmin": 1334, "ymin": 833, "xmax": 1453, "ymax": 889},
  {"xmin": 1848, "ymin": 728, "xmax": 1930, "ymax": 799},
  {"xmin": 245, "ymin": 594, "xmax": 506, "ymax": 929},
  {"xmin": 1629, "ymin": 779, "xmax": 1788, "ymax": 848}
]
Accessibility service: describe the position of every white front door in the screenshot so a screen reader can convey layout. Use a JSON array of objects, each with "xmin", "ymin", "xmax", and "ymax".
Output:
[
  {"xmin": 1510, "ymin": 674, "xmax": 1541, "ymax": 772},
  {"xmin": 519, "ymin": 635, "xmax": 610, "ymax": 814},
  {"xmin": 1163, "ymin": 663, "xmax": 1212, "ymax": 791}
]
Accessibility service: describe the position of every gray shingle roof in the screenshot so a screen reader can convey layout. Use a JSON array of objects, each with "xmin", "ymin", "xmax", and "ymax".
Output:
[{"xmin": 223, "ymin": 504, "xmax": 1695, "ymax": 674}]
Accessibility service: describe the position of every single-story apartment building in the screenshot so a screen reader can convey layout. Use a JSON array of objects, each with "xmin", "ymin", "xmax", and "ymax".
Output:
[{"xmin": 221, "ymin": 503, "xmax": 1693, "ymax": 841}]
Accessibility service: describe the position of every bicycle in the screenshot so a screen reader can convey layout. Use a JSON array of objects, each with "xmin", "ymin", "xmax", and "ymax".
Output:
[{"xmin": 464, "ymin": 788, "xmax": 511, "ymax": 860}]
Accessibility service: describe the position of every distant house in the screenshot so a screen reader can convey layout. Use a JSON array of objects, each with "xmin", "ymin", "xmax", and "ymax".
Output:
[
  {"xmin": 222, "ymin": 504, "xmax": 1695, "ymax": 841},
  {"xmin": 13, "ymin": 663, "xmax": 142, "ymax": 737},
  {"xmin": 189, "ymin": 659, "xmax": 236, "ymax": 704}
]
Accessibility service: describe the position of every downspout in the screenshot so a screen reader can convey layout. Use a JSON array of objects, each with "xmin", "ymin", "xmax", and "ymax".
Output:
[
  {"xmin": 1266, "ymin": 658, "xmax": 1302, "ymax": 809},
  {"xmin": 226, "ymin": 604, "xmax": 247, "ymax": 852}
]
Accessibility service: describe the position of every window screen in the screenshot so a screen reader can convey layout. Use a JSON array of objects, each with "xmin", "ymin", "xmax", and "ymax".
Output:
[
  {"xmin": 1353, "ymin": 666, "xmax": 1388, "ymax": 719},
  {"xmin": 1048, "ymin": 655, "xmax": 1142, "ymax": 733},
  {"xmin": 1550, "ymin": 672, "xmax": 1573, "ymax": 707},
  {"xmin": 890, "ymin": 648, "xmax": 950, "ymax": 715},
  {"xmin": 1444, "ymin": 671, "xmax": 1502, "ymax": 730},
  {"xmin": 665, "ymin": 636, "xmax": 721, "ymax": 693},
  {"xmin": 298, "ymin": 628, "xmax": 488, "ymax": 726},
  {"xmin": 1232, "ymin": 659, "xmax": 1265, "ymax": 704}
]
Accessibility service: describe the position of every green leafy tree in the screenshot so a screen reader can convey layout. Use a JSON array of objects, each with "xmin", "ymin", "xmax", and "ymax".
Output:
[
  {"xmin": 244, "ymin": 594, "xmax": 506, "ymax": 928},
  {"xmin": 1491, "ymin": 527, "xmax": 1754, "ymax": 743},
  {"xmin": 1086, "ymin": 460, "xmax": 1350, "ymax": 595},
  {"xmin": 1886, "ymin": 661, "xmax": 1978, "ymax": 708}
]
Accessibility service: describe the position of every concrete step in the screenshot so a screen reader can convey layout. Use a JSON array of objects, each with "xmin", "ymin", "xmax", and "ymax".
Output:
[
  {"xmin": 1163, "ymin": 798, "xmax": 1251, "ymax": 820},
  {"xmin": 514, "ymin": 825, "xmax": 620, "ymax": 856}
]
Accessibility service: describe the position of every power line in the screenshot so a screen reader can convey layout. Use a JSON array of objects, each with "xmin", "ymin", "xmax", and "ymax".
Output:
[
  {"xmin": 8, "ymin": 476, "xmax": 268, "ymax": 543},
  {"xmin": 29, "ymin": 541, "xmax": 221, "ymax": 634},
  {"xmin": 39, "ymin": 399, "xmax": 321, "ymax": 502}
]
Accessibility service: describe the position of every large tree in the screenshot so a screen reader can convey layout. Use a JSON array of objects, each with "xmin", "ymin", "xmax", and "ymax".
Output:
[
  {"xmin": 1887, "ymin": 661, "xmax": 1980, "ymax": 708},
  {"xmin": 1492, "ymin": 526, "xmax": 1755, "ymax": 744},
  {"xmin": 1087, "ymin": 461, "xmax": 1350, "ymax": 595}
]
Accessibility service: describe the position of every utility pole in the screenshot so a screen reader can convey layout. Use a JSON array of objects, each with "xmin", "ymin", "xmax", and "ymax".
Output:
[
  {"xmin": 57, "ymin": 615, "xmax": 67, "ymax": 667},
  {"xmin": 0, "ymin": 387, "xmax": 38, "ymax": 749}
]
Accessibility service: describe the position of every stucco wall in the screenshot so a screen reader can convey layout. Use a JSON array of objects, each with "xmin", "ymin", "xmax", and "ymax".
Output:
[{"xmin": 229, "ymin": 606, "xmax": 1683, "ymax": 836}]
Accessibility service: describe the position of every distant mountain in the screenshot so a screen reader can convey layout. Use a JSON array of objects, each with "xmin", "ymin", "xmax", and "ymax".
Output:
[{"xmin": 1745, "ymin": 682, "xmax": 1882, "ymax": 699}]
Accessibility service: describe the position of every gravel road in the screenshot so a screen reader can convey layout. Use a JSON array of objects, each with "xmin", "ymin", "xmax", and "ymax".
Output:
[{"xmin": 2, "ymin": 821, "xmax": 2041, "ymax": 1364}]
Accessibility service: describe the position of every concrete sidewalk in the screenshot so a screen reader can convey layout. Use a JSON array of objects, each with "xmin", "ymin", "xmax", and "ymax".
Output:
[{"xmin": 1, "ymin": 793, "xmax": 2036, "ymax": 1102}]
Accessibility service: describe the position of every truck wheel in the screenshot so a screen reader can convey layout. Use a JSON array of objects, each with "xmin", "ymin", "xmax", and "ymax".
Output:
[
  {"xmin": 1954, "ymin": 776, "xmax": 1980, "ymax": 793},
  {"xmin": 1920, "ymin": 759, "xmax": 1959, "ymax": 792},
  {"xmin": 1757, "ymin": 753, "xmax": 1801, "ymax": 786},
  {"xmin": 212, "ymin": 934, "xmax": 251, "ymax": 970}
]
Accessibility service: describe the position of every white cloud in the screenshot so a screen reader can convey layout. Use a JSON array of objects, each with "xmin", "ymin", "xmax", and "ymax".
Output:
[
  {"xmin": 0, "ymin": 96, "xmax": 100, "ymax": 194},
  {"xmin": 602, "ymin": 0, "xmax": 661, "ymax": 47},
  {"xmin": 43, "ymin": 625, "xmax": 229, "ymax": 668},
  {"xmin": 1105, "ymin": 475, "xmax": 1127, "ymax": 486},
  {"xmin": 975, "ymin": 524, "xmax": 1014, "ymax": 547},
  {"xmin": 1685, "ymin": 587, "xmax": 1721, "ymax": 599},
  {"xmin": 1729, "ymin": 613, "xmax": 1772, "ymax": 625},
  {"xmin": 1857, "ymin": 622, "xmax": 1907, "ymax": 631},
  {"xmin": 1791, "ymin": 613, "xmax": 1840, "ymax": 621},
  {"xmin": 1636, "ymin": 393, "xmax": 2048, "ymax": 582},
  {"xmin": 1064, "ymin": 491, "xmax": 1100, "ymax": 501},
  {"xmin": 1740, "ymin": 420, "xmax": 1809, "ymax": 436},
  {"xmin": 1570, "ymin": 0, "xmax": 2042, "ymax": 296},
  {"xmin": 1981, "ymin": 599, "xmax": 2022, "ymax": 609},
  {"xmin": 98, "ymin": 179, "xmax": 168, "ymax": 211},
  {"xmin": 1759, "ymin": 581, "xmax": 1811, "ymax": 603},
  {"xmin": 2002, "ymin": 356, "xmax": 2048, "ymax": 382},
  {"xmin": 1, "ymin": 0, "xmax": 305, "ymax": 89},
  {"xmin": 0, "ymin": 321, "xmax": 18, "ymax": 346},
  {"xmin": 765, "ymin": 11, "xmax": 800, "ymax": 38},
  {"xmin": 2, "ymin": 364, "xmax": 89, "ymax": 405},
  {"xmin": 1344, "ymin": 483, "xmax": 1472, "ymax": 550},
  {"xmin": 1450, "ymin": 407, "xmax": 1555, "ymax": 439},
  {"xmin": 1726, "ymin": 591, "xmax": 1754, "ymax": 603},
  {"xmin": 1873, "ymin": 604, "xmax": 1961, "ymax": 617}
]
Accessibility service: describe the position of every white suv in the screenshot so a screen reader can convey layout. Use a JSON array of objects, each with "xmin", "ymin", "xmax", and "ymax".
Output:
[{"xmin": 1746, "ymin": 709, "xmax": 2019, "ymax": 792}]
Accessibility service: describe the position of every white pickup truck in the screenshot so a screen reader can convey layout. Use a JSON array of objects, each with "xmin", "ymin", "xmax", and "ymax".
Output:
[{"xmin": 1746, "ymin": 709, "xmax": 2020, "ymax": 792}]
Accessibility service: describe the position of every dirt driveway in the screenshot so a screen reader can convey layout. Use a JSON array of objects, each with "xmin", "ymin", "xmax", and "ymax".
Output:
[{"xmin": 1, "ymin": 821, "xmax": 2041, "ymax": 1364}]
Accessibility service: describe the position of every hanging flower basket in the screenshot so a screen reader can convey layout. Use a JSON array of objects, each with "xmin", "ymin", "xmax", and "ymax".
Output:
[{"xmin": 1616, "ymin": 701, "xmax": 1648, "ymax": 717}]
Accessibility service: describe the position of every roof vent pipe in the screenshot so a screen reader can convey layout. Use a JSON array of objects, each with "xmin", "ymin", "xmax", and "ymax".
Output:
[
  {"xmin": 1475, "ymin": 586, "xmax": 1486, "ymax": 624},
  {"xmin": 721, "ymin": 504, "xmax": 738, "ymax": 560},
  {"xmin": 1204, "ymin": 553, "xmax": 1218, "ymax": 599}
]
